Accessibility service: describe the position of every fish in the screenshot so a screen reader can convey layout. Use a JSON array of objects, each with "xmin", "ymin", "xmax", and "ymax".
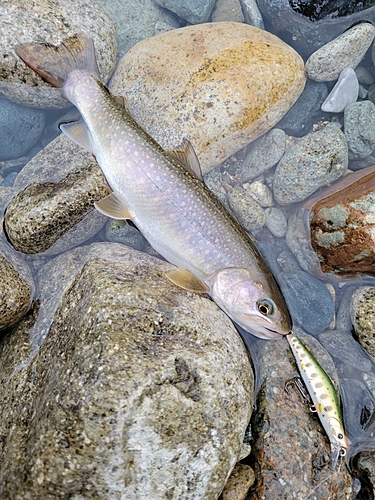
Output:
[
  {"xmin": 15, "ymin": 34, "xmax": 292, "ymax": 340},
  {"xmin": 286, "ymin": 333, "xmax": 348, "ymax": 469}
]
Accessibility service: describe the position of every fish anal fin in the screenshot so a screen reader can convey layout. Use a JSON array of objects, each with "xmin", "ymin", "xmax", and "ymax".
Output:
[
  {"xmin": 94, "ymin": 191, "xmax": 132, "ymax": 220},
  {"xmin": 167, "ymin": 140, "xmax": 203, "ymax": 181},
  {"xmin": 166, "ymin": 267, "xmax": 209, "ymax": 293},
  {"xmin": 60, "ymin": 120, "xmax": 93, "ymax": 153}
]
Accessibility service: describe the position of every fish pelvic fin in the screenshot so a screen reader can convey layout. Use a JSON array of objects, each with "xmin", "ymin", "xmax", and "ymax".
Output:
[
  {"xmin": 166, "ymin": 268, "xmax": 209, "ymax": 293},
  {"xmin": 16, "ymin": 33, "xmax": 100, "ymax": 89}
]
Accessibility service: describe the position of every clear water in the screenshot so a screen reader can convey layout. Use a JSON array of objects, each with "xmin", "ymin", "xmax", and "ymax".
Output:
[{"xmin": 2, "ymin": 0, "xmax": 375, "ymax": 480}]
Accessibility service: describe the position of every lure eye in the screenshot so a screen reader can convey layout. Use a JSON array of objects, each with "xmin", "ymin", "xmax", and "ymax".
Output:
[{"xmin": 257, "ymin": 298, "xmax": 275, "ymax": 316}]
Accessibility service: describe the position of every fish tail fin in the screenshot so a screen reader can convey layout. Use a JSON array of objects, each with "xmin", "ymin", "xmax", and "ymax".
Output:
[{"xmin": 15, "ymin": 33, "xmax": 100, "ymax": 89}]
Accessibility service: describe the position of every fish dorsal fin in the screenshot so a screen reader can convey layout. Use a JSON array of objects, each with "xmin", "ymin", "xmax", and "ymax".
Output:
[
  {"xmin": 60, "ymin": 120, "xmax": 93, "ymax": 153},
  {"xmin": 94, "ymin": 191, "xmax": 132, "ymax": 220},
  {"xmin": 166, "ymin": 267, "xmax": 209, "ymax": 293},
  {"xmin": 112, "ymin": 95, "xmax": 131, "ymax": 114},
  {"xmin": 167, "ymin": 140, "xmax": 203, "ymax": 181}
]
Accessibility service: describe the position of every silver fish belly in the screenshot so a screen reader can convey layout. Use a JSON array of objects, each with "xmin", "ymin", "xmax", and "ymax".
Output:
[{"xmin": 16, "ymin": 34, "xmax": 292, "ymax": 340}]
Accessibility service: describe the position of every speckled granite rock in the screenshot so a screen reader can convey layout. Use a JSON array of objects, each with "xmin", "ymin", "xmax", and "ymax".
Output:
[
  {"xmin": 344, "ymin": 100, "xmax": 375, "ymax": 160},
  {"xmin": 246, "ymin": 331, "xmax": 352, "ymax": 498},
  {"xmin": 4, "ymin": 161, "xmax": 108, "ymax": 254},
  {"xmin": 0, "ymin": 0, "xmax": 117, "ymax": 108},
  {"xmin": 220, "ymin": 463, "xmax": 255, "ymax": 500},
  {"xmin": 227, "ymin": 184, "xmax": 265, "ymax": 232},
  {"xmin": 4, "ymin": 134, "xmax": 108, "ymax": 255},
  {"xmin": 110, "ymin": 22, "xmax": 306, "ymax": 174},
  {"xmin": 306, "ymin": 23, "xmax": 375, "ymax": 82},
  {"xmin": 273, "ymin": 125, "xmax": 348, "ymax": 205},
  {"xmin": 0, "ymin": 242, "xmax": 253, "ymax": 499},
  {"xmin": 309, "ymin": 166, "xmax": 375, "ymax": 275},
  {"xmin": 351, "ymin": 287, "xmax": 375, "ymax": 359},
  {"xmin": 212, "ymin": 0, "xmax": 244, "ymax": 23},
  {"xmin": 0, "ymin": 239, "xmax": 34, "ymax": 331}
]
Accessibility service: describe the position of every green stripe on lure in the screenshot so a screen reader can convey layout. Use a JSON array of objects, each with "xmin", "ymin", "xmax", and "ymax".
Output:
[{"xmin": 286, "ymin": 333, "xmax": 348, "ymax": 469}]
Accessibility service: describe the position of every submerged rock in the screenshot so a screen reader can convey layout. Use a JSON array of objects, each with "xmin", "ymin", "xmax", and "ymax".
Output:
[
  {"xmin": 153, "ymin": 0, "xmax": 216, "ymax": 24},
  {"xmin": 273, "ymin": 125, "xmax": 348, "ymax": 205},
  {"xmin": 345, "ymin": 100, "xmax": 375, "ymax": 159},
  {"xmin": 0, "ymin": 243, "xmax": 253, "ymax": 499},
  {"xmin": 306, "ymin": 23, "xmax": 375, "ymax": 82},
  {"xmin": 0, "ymin": 239, "xmax": 34, "ymax": 331},
  {"xmin": 351, "ymin": 287, "xmax": 375, "ymax": 359},
  {"xmin": 309, "ymin": 166, "xmax": 375, "ymax": 275},
  {"xmin": 110, "ymin": 22, "xmax": 306, "ymax": 174},
  {"xmin": 256, "ymin": 1, "xmax": 375, "ymax": 58},
  {"xmin": 0, "ymin": 0, "xmax": 117, "ymax": 108},
  {"xmin": 4, "ymin": 134, "xmax": 108, "ymax": 255},
  {"xmin": 321, "ymin": 67, "xmax": 359, "ymax": 113}
]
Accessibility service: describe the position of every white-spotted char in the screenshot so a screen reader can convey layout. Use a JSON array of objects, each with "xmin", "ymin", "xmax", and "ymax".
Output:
[
  {"xmin": 15, "ymin": 34, "xmax": 292, "ymax": 340},
  {"xmin": 286, "ymin": 333, "xmax": 348, "ymax": 469}
]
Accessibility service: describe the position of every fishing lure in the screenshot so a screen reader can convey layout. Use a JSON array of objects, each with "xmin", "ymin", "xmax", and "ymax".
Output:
[{"xmin": 286, "ymin": 333, "xmax": 348, "ymax": 469}]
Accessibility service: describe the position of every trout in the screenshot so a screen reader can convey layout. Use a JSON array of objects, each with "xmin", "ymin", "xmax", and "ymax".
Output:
[{"xmin": 16, "ymin": 34, "xmax": 292, "ymax": 339}]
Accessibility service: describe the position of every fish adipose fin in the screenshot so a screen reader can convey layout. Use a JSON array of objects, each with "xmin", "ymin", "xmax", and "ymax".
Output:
[
  {"xmin": 167, "ymin": 140, "xmax": 203, "ymax": 181},
  {"xmin": 166, "ymin": 267, "xmax": 209, "ymax": 293},
  {"xmin": 15, "ymin": 33, "xmax": 100, "ymax": 89},
  {"xmin": 94, "ymin": 191, "xmax": 132, "ymax": 220},
  {"xmin": 60, "ymin": 120, "xmax": 93, "ymax": 153}
]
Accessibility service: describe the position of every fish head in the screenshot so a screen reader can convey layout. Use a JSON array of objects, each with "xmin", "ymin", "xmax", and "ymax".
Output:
[
  {"xmin": 209, "ymin": 267, "xmax": 291, "ymax": 340},
  {"xmin": 327, "ymin": 416, "xmax": 348, "ymax": 469}
]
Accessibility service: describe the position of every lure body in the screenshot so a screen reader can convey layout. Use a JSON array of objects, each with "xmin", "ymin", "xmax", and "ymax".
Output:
[{"xmin": 286, "ymin": 333, "xmax": 348, "ymax": 469}]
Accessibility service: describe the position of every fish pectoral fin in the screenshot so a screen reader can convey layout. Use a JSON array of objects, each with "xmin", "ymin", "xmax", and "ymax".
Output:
[
  {"xmin": 166, "ymin": 268, "xmax": 209, "ymax": 293},
  {"xmin": 60, "ymin": 120, "xmax": 94, "ymax": 153},
  {"xmin": 94, "ymin": 191, "xmax": 132, "ymax": 219},
  {"xmin": 167, "ymin": 140, "xmax": 203, "ymax": 181}
]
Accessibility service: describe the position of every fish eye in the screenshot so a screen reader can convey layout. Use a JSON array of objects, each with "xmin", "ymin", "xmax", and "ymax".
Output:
[
  {"xmin": 257, "ymin": 298, "xmax": 275, "ymax": 316},
  {"xmin": 338, "ymin": 433, "xmax": 343, "ymax": 439}
]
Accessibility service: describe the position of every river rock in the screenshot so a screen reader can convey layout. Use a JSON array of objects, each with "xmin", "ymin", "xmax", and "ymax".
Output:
[
  {"xmin": 344, "ymin": 100, "xmax": 375, "ymax": 159},
  {"xmin": 355, "ymin": 65, "xmax": 375, "ymax": 85},
  {"xmin": 109, "ymin": 22, "xmax": 306, "ymax": 174},
  {"xmin": 257, "ymin": 1, "xmax": 375, "ymax": 59},
  {"xmin": 273, "ymin": 125, "xmax": 348, "ymax": 205},
  {"xmin": 306, "ymin": 23, "xmax": 375, "ymax": 82},
  {"xmin": 212, "ymin": 0, "xmax": 244, "ymax": 23},
  {"xmin": 153, "ymin": 0, "xmax": 216, "ymax": 24},
  {"xmin": 321, "ymin": 68, "xmax": 359, "ymax": 113},
  {"xmin": 351, "ymin": 287, "xmax": 375, "ymax": 359},
  {"xmin": 0, "ymin": 97, "xmax": 46, "ymax": 160},
  {"xmin": 278, "ymin": 270, "xmax": 335, "ymax": 336},
  {"xmin": 227, "ymin": 184, "xmax": 265, "ymax": 232},
  {"xmin": 0, "ymin": 242, "xmax": 253, "ymax": 499},
  {"xmin": 0, "ymin": 239, "xmax": 34, "ymax": 331},
  {"xmin": 239, "ymin": 128, "xmax": 285, "ymax": 182},
  {"xmin": 94, "ymin": 0, "xmax": 180, "ymax": 60},
  {"xmin": 220, "ymin": 463, "xmax": 255, "ymax": 500},
  {"xmin": 0, "ymin": 0, "xmax": 117, "ymax": 108},
  {"xmin": 239, "ymin": 0, "xmax": 264, "ymax": 28},
  {"xmin": 104, "ymin": 219, "xmax": 148, "ymax": 251},
  {"xmin": 264, "ymin": 207, "xmax": 287, "ymax": 238},
  {"xmin": 246, "ymin": 330, "xmax": 352, "ymax": 498},
  {"xmin": 4, "ymin": 134, "xmax": 108, "ymax": 255},
  {"xmin": 277, "ymin": 80, "xmax": 329, "ymax": 136},
  {"xmin": 309, "ymin": 166, "xmax": 375, "ymax": 275}
]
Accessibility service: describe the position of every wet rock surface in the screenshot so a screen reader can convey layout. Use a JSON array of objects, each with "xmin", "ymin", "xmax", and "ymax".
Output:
[
  {"xmin": 351, "ymin": 287, "xmax": 375, "ymax": 358},
  {"xmin": 309, "ymin": 166, "xmax": 375, "ymax": 275},
  {"xmin": 273, "ymin": 125, "xmax": 348, "ymax": 205},
  {"xmin": 110, "ymin": 22, "xmax": 306, "ymax": 174},
  {"xmin": 345, "ymin": 100, "xmax": 375, "ymax": 159},
  {"xmin": 0, "ymin": 97, "xmax": 46, "ymax": 161},
  {"xmin": 0, "ymin": 0, "xmax": 117, "ymax": 108},
  {"xmin": 0, "ymin": 243, "xmax": 253, "ymax": 499},
  {"xmin": 0, "ymin": 240, "xmax": 34, "ymax": 331},
  {"xmin": 227, "ymin": 185, "xmax": 265, "ymax": 232},
  {"xmin": 4, "ymin": 161, "xmax": 108, "ymax": 254}
]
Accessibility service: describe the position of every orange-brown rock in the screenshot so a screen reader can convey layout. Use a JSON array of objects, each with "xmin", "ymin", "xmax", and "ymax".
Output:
[
  {"xmin": 110, "ymin": 22, "xmax": 306, "ymax": 174},
  {"xmin": 309, "ymin": 165, "xmax": 375, "ymax": 275}
]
